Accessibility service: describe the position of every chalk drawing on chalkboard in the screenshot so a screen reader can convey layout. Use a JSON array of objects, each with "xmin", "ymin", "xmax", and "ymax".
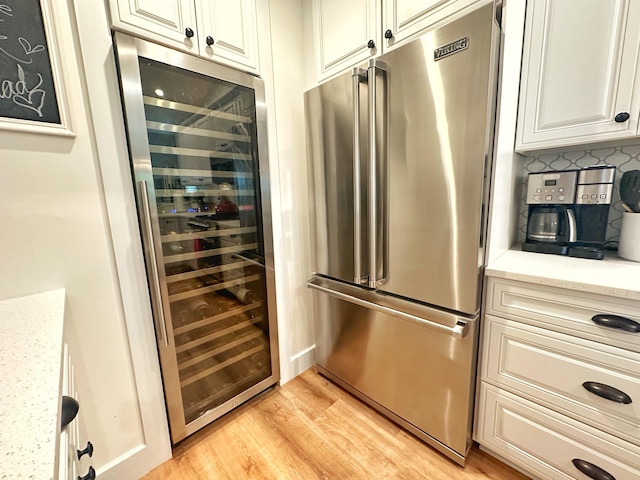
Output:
[{"xmin": 0, "ymin": 0, "xmax": 73, "ymax": 136}]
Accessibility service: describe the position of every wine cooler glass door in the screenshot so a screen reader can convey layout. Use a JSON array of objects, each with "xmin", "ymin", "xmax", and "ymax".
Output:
[{"xmin": 133, "ymin": 52, "xmax": 274, "ymax": 439}]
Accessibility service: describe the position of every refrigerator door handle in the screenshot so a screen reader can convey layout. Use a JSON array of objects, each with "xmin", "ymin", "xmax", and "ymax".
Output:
[
  {"xmin": 139, "ymin": 180, "xmax": 169, "ymax": 347},
  {"xmin": 367, "ymin": 59, "xmax": 387, "ymax": 289},
  {"xmin": 307, "ymin": 278, "xmax": 470, "ymax": 338},
  {"xmin": 352, "ymin": 67, "xmax": 368, "ymax": 285}
]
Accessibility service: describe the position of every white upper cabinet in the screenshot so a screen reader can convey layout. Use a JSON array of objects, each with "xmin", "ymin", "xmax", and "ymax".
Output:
[
  {"xmin": 195, "ymin": 0, "xmax": 259, "ymax": 74},
  {"xmin": 383, "ymin": 0, "xmax": 480, "ymax": 48},
  {"xmin": 516, "ymin": 0, "xmax": 640, "ymax": 152},
  {"xmin": 110, "ymin": 0, "xmax": 260, "ymax": 74},
  {"xmin": 110, "ymin": 0, "xmax": 199, "ymax": 54},
  {"xmin": 310, "ymin": 0, "xmax": 483, "ymax": 82},
  {"xmin": 312, "ymin": 0, "xmax": 381, "ymax": 81}
]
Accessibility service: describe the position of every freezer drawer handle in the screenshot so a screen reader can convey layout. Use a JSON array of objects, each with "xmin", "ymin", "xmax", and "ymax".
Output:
[
  {"xmin": 591, "ymin": 314, "xmax": 640, "ymax": 333},
  {"xmin": 582, "ymin": 381, "xmax": 632, "ymax": 404},
  {"xmin": 139, "ymin": 180, "xmax": 169, "ymax": 347},
  {"xmin": 571, "ymin": 459, "xmax": 616, "ymax": 480},
  {"xmin": 307, "ymin": 280, "xmax": 468, "ymax": 338}
]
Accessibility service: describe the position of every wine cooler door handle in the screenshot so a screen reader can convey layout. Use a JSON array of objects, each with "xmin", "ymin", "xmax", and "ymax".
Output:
[
  {"xmin": 139, "ymin": 180, "xmax": 169, "ymax": 347},
  {"xmin": 572, "ymin": 459, "xmax": 616, "ymax": 480},
  {"xmin": 352, "ymin": 67, "xmax": 367, "ymax": 285},
  {"xmin": 367, "ymin": 59, "xmax": 387, "ymax": 289}
]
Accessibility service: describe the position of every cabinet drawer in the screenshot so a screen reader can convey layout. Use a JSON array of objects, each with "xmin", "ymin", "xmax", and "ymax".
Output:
[
  {"xmin": 486, "ymin": 278, "xmax": 640, "ymax": 352},
  {"xmin": 477, "ymin": 384, "xmax": 640, "ymax": 480},
  {"xmin": 482, "ymin": 316, "xmax": 640, "ymax": 446}
]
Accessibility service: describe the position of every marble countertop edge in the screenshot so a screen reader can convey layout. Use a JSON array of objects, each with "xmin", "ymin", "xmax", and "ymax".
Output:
[{"xmin": 486, "ymin": 249, "xmax": 640, "ymax": 301}]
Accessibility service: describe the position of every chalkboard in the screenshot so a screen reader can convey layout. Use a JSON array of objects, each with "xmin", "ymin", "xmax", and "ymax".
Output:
[{"xmin": 0, "ymin": 0, "xmax": 60, "ymax": 124}]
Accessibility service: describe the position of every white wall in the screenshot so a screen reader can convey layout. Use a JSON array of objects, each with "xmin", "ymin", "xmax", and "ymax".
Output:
[
  {"xmin": 0, "ymin": 0, "xmax": 171, "ymax": 478},
  {"xmin": 264, "ymin": 0, "xmax": 316, "ymax": 383}
]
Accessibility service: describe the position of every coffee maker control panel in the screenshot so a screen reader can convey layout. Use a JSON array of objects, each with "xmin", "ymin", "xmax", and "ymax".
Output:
[
  {"xmin": 575, "ymin": 183, "xmax": 614, "ymax": 205},
  {"xmin": 526, "ymin": 170, "xmax": 578, "ymax": 205}
]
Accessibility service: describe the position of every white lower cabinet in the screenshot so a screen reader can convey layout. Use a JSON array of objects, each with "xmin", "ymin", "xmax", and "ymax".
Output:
[
  {"xmin": 477, "ymin": 277, "xmax": 640, "ymax": 480},
  {"xmin": 58, "ymin": 342, "xmax": 93, "ymax": 480},
  {"xmin": 478, "ymin": 385, "xmax": 640, "ymax": 480}
]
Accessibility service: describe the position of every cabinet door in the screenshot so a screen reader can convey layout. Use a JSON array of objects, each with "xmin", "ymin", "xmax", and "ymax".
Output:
[
  {"xmin": 110, "ymin": 0, "xmax": 199, "ymax": 54},
  {"xmin": 383, "ymin": 0, "xmax": 480, "ymax": 48},
  {"xmin": 517, "ymin": 0, "xmax": 640, "ymax": 152},
  {"xmin": 195, "ymin": 0, "xmax": 260, "ymax": 74},
  {"xmin": 312, "ymin": 0, "xmax": 380, "ymax": 81}
]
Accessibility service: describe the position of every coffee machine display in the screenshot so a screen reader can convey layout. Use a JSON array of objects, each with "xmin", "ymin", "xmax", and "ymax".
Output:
[{"xmin": 522, "ymin": 166, "xmax": 616, "ymax": 260}]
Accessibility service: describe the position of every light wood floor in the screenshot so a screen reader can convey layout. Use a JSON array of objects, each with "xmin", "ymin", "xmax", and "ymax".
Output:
[{"xmin": 143, "ymin": 368, "xmax": 528, "ymax": 479}]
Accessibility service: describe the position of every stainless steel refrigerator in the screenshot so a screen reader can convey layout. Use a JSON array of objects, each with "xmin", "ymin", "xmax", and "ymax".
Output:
[
  {"xmin": 113, "ymin": 33, "xmax": 279, "ymax": 443},
  {"xmin": 305, "ymin": 1, "xmax": 499, "ymax": 465}
]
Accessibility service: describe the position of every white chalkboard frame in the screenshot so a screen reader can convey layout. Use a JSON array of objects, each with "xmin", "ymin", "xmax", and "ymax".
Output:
[{"xmin": 0, "ymin": 0, "xmax": 73, "ymax": 136}]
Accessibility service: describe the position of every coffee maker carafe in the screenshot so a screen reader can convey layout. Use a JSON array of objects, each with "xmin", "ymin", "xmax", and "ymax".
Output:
[{"xmin": 522, "ymin": 170, "xmax": 578, "ymax": 256}]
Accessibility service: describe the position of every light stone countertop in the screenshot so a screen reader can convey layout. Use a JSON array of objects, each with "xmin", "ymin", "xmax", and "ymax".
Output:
[
  {"xmin": 486, "ymin": 250, "xmax": 640, "ymax": 301},
  {"xmin": 0, "ymin": 289, "xmax": 66, "ymax": 480}
]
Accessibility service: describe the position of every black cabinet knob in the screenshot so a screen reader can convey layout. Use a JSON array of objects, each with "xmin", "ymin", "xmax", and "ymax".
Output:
[
  {"xmin": 206, "ymin": 36, "xmax": 215, "ymax": 46},
  {"xmin": 78, "ymin": 466, "xmax": 96, "ymax": 480},
  {"xmin": 61, "ymin": 396, "xmax": 79, "ymax": 429},
  {"xmin": 77, "ymin": 441, "xmax": 94, "ymax": 460},
  {"xmin": 185, "ymin": 27, "xmax": 195, "ymax": 38},
  {"xmin": 384, "ymin": 29, "xmax": 393, "ymax": 39},
  {"xmin": 615, "ymin": 112, "xmax": 630, "ymax": 122},
  {"xmin": 367, "ymin": 39, "xmax": 375, "ymax": 49}
]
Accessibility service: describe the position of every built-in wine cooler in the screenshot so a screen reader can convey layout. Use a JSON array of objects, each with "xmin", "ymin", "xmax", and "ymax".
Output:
[{"xmin": 113, "ymin": 33, "xmax": 279, "ymax": 443}]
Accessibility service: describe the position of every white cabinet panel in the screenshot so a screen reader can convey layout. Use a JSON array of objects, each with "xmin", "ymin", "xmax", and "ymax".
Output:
[
  {"xmin": 110, "ymin": 0, "xmax": 199, "ymax": 54},
  {"xmin": 312, "ymin": 0, "xmax": 380, "ymax": 80},
  {"xmin": 110, "ymin": 0, "xmax": 260, "ymax": 74},
  {"xmin": 196, "ymin": 0, "xmax": 259, "ymax": 74},
  {"xmin": 516, "ymin": 0, "xmax": 640, "ymax": 152},
  {"xmin": 383, "ymin": 0, "xmax": 480, "ymax": 47},
  {"xmin": 486, "ymin": 278, "xmax": 640, "ymax": 353},
  {"xmin": 478, "ymin": 385, "xmax": 640, "ymax": 480},
  {"xmin": 483, "ymin": 316, "xmax": 640, "ymax": 446}
]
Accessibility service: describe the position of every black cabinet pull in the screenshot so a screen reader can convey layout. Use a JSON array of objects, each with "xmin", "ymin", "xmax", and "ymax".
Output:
[
  {"xmin": 77, "ymin": 441, "xmax": 94, "ymax": 460},
  {"xmin": 384, "ymin": 29, "xmax": 393, "ymax": 39},
  {"xmin": 61, "ymin": 396, "xmax": 79, "ymax": 429},
  {"xmin": 185, "ymin": 27, "xmax": 194, "ymax": 38},
  {"xmin": 582, "ymin": 381, "xmax": 632, "ymax": 404},
  {"xmin": 572, "ymin": 459, "xmax": 616, "ymax": 480},
  {"xmin": 367, "ymin": 39, "xmax": 375, "ymax": 48},
  {"xmin": 78, "ymin": 466, "xmax": 96, "ymax": 480},
  {"xmin": 591, "ymin": 314, "xmax": 640, "ymax": 333},
  {"xmin": 206, "ymin": 35, "xmax": 214, "ymax": 46},
  {"xmin": 614, "ymin": 112, "xmax": 630, "ymax": 123}
]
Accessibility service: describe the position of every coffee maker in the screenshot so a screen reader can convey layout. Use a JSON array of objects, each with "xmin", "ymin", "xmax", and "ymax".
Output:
[{"xmin": 522, "ymin": 166, "xmax": 615, "ymax": 260}]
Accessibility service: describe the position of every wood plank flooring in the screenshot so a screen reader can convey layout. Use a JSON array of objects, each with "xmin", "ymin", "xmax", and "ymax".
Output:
[{"xmin": 142, "ymin": 368, "xmax": 528, "ymax": 480}]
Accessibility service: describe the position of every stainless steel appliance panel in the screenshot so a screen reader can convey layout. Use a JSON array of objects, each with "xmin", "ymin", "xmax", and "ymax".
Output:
[
  {"xmin": 305, "ymin": 71, "xmax": 369, "ymax": 284},
  {"xmin": 312, "ymin": 277, "xmax": 479, "ymax": 463},
  {"xmin": 377, "ymin": 3, "xmax": 499, "ymax": 314},
  {"xmin": 114, "ymin": 32, "xmax": 279, "ymax": 444}
]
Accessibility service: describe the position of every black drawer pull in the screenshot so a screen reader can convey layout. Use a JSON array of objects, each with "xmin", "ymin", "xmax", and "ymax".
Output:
[
  {"xmin": 582, "ymin": 381, "xmax": 632, "ymax": 404},
  {"xmin": 61, "ymin": 396, "xmax": 79, "ymax": 429},
  {"xmin": 78, "ymin": 466, "xmax": 96, "ymax": 480},
  {"xmin": 591, "ymin": 314, "xmax": 640, "ymax": 333},
  {"xmin": 572, "ymin": 459, "xmax": 616, "ymax": 480},
  {"xmin": 77, "ymin": 441, "xmax": 94, "ymax": 460}
]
